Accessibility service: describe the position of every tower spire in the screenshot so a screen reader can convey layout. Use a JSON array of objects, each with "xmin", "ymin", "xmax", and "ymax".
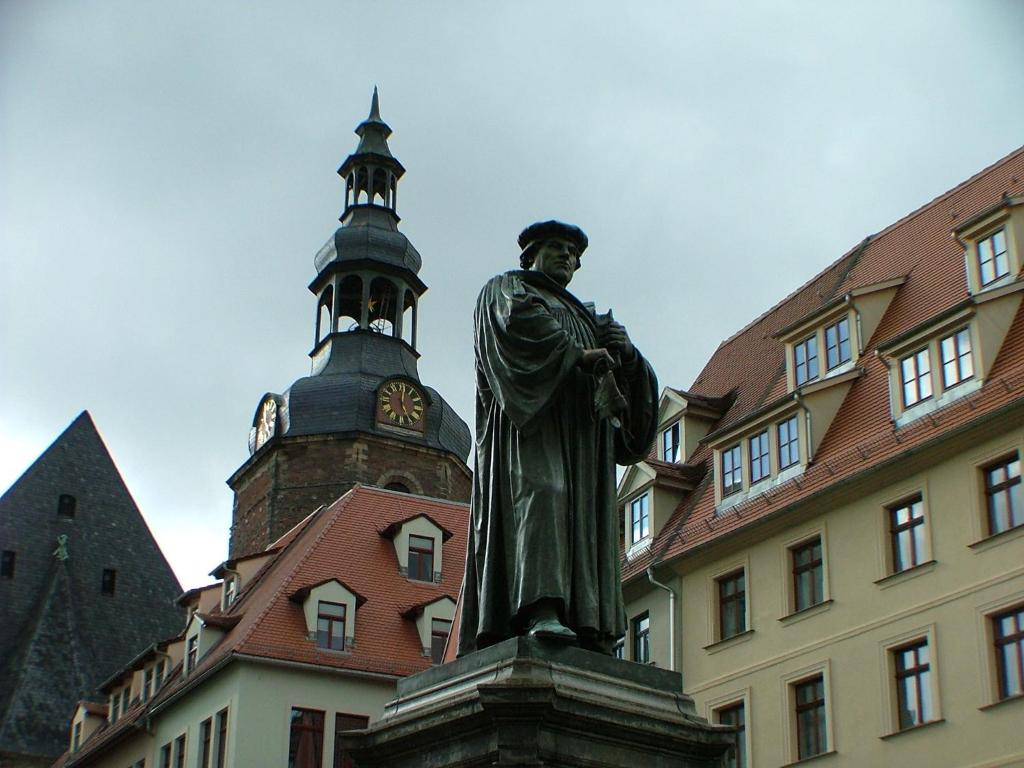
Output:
[{"xmin": 338, "ymin": 88, "xmax": 404, "ymax": 219}]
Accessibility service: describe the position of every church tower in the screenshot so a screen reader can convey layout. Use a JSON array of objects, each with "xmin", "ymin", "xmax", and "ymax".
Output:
[{"xmin": 228, "ymin": 90, "xmax": 472, "ymax": 557}]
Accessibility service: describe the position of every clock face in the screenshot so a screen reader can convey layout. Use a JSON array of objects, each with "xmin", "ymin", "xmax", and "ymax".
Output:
[
  {"xmin": 255, "ymin": 399, "xmax": 278, "ymax": 450},
  {"xmin": 378, "ymin": 380, "xmax": 425, "ymax": 429}
]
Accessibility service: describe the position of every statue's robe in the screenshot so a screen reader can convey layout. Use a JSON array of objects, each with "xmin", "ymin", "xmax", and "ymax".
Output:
[{"xmin": 458, "ymin": 270, "xmax": 658, "ymax": 654}]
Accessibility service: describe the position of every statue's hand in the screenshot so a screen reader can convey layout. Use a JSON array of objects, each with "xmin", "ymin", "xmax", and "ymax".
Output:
[
  {"xmin": 599, "ymin": 321, "xmax": 635, "ymax": 362},
  {"xmin": 580, "ymin": 348, "xmax": 615, "ymax": 372}
]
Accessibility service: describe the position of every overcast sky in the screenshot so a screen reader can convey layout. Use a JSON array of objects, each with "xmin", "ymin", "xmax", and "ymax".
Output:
[{"xmin": 2, "ymin": 1, "xmax": 1022, "ymax": 590}]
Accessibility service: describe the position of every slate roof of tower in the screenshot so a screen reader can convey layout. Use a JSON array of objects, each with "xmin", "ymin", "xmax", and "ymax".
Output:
[
  {"xmin": 621, "ymin": 145, "xmax": 1024, "ymax": 583},
  {"xmin": 59, "ymin": 485, "xmax": 468, "ymax": 766},
  {"xmin": 0, "ymin": 412, "xmax": 183, "ymax": 762}
]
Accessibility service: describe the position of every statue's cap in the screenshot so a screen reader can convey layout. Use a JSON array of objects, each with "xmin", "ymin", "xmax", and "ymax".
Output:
[{"xmin": 517, "ymin": 220, "xmax": 589, "ymax": 255}]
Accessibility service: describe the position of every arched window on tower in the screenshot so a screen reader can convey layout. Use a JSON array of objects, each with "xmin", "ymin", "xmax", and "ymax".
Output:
[
  {"xmin": 368, "ymin": 278, "xmax": 398, "ymax": 337},
  {"xmin": 337, "ymin": 275, "xmax": 362, "ymax": 332},
  {"xmin": 355, "ymin": 167, "xmax": 369, "ymax": 205},
  {"xmin": 316, "ymin": 286, "xmax": 333, "ymax": 345},
  {"xmin": 401, "ymin": 290, "xmax": 416, "ymax": 348},
  {"xmin": 372, "ymin": 168, "xmax": 388, "ymax": 206}
]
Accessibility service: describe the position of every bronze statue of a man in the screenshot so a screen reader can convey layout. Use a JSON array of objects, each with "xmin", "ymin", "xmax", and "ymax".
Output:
[{"xmin": 458, "ymin": 221, "xmax": 658, "ymax": 655}]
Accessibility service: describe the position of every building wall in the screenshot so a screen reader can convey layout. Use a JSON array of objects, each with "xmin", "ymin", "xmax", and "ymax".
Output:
[
  {"xmin": 229, "ymin": 434, "xmax": 471, "ymax": 557},
  {"xmin": 649, "ymin": 425, "xmax": 1024, "ymax": 767}
]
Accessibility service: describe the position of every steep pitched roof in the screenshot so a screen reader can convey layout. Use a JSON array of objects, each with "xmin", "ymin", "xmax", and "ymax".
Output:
[
  {"xmin": 0, "ymin": 412, "xmax": 183, "ymax": 761},
  {"xmin": 624, "ymin": 145, "xmax": 1024, "ymax": 581},
  {"xmin": 157, "ymin": 486, "xmax": 465, "ymax": 705}
]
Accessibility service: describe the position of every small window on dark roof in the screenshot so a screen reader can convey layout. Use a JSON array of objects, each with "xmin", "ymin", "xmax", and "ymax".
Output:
[
  {"xmin": 101, "ymin": 568, "xmax": 117, "ymax": 596},
  {"xmin": 58, "ymin": 494, "xmax": 76, "ymax": 518},
  {"xmin": 1, "ymin": 551, "xmax": 15, "ymax": 579}
]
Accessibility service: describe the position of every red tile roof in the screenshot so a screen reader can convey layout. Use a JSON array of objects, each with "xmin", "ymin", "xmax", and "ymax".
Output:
[{"xmin": 626, "ymin": 145, "xmax": 1024, "ymax": 582}]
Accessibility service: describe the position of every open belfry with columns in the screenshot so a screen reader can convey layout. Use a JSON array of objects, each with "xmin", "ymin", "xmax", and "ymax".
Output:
[{"xmin": 228, "ymin": 87, "xmax": 471, "ymax": 558}]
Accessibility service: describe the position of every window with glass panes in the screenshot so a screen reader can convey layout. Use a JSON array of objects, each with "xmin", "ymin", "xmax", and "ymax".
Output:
[
  {"xmin": 143, "ymin": 666, "xmax": 153, "ymax": 701},
  {"xmin": 978, "ymin": 229, "xmax": 1009, "ymax": 286},
  {"xmin": 632, "ymin": 612, "xmax": 650, "ymax": 663},
  {"xmin": 791, "ymin": 537, "xmax": 823, "ymax": 612},
  {"xmin": 940, "ymin": 328, "xmax": 973, "ymax": 388},
  {"xmin": 200, "ymin": 717, "xmax": 213, "ymax": 768},
  {"xmin": 408, "ymin": 535, "xmax": 435, "ymax": 581},
  {"xmin": 749, "ymin": 430, "xmax": 769, "ymax": 483},
  {"xmin": 894, "ymin": 640, "xmax": 933, "ymax": 729},
  {"xmin": 984, "ymin": 454, "xmax": 1022, "ymax": 535},
  {"xmin": 900, "ymin": 348, "xmax": 932, "ymax": 407},
  {"xmin": 288, "ymin": 708, "xmax": 325, "ymax": 768},
  {"xmin": 794, "ymin": 676, "xmax": 826, "ymax": 760},
  {"xmin": 825, "ymin": 317, "xmax": 851, "ymax": 370},
  {"xmin": 778, "ymin": 415, "xmax": 799, "ymax": 469},
  {"xmin": 333, "ymin": 713, "xmax": 370, "ymax": 768},
  {"xmin": 613, "ymin": 638, "xmax": 624, "ymax": 659},
  {"xmin": 718, "ymin": 571, "xmax": 746, "ymax": 639},
  {"xmin": 993, "ymin": 606, "xmax": 1024, "ymax": 700},
  {"xmin": 794, "ymin": 335, "xmax": 819, "ymax": 385},
  {"xmin": 889, "ymin": 497, "xmax": 925, "ymax": 572},
  {"xmin": 1, "ymin": 550, "xmax": 14, "ymax": 579},
  {"xmin": 662, "ymin": 422, "xmax": 681, "ymax": 463},
  {"xmin": 215, "ymin": 708, "xmax": 228, "ymax": 768},
  {"xmin": 716, "ymin": 702, "xmax": 746, "ymax": 768},
  {"xmin": 186, "ymin": 635, "xmax": 198, "ymax": 672},
  {"xmin": 630, "ymin": 493, "xmax": 650, "ymax": 543},
  {"xmin": 173, "ymin": 735, "xmax": 186, "ymax": 768},
  {"xmin": 160, "ymin": 744, "xmax": 171, "ymax": 768},
  {"xmin": 316, "ymin": 601, "xmax": 346, "ymax": 650},
  {"xmin": 431, "ymin": 618, "xmax": 452, "ymax": 664},
  {"xmin": 722, "ymin": 445, "xmax": 742, "ymax": 496}
]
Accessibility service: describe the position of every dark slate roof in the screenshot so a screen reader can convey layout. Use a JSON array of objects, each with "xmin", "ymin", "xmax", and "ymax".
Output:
[
  {"xmin": 313, "ymin": 208, "xmax": 422, "ymax": 275},
  {"xmin": 0, "ymin": 412, "xmax": 183, "ymax": 762}
]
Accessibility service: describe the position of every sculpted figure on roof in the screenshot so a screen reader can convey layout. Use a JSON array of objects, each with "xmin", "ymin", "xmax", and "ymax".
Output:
[{"xmin": 458, "ymin": 221, "xmax": 658, "ymax": 655}]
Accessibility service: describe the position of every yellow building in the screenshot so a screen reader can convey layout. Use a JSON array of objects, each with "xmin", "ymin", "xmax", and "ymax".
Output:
[{"xmin": 619, "ymin": 148, "xmax": 1024, "ymax": 767}]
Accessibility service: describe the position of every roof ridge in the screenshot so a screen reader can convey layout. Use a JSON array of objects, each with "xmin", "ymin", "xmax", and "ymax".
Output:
[{"xmin": 361, "ymin": 484, "xmax": 471, "ymax": 509}]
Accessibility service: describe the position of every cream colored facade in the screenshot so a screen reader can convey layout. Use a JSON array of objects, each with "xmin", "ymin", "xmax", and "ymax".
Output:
[
  {"xmin": 625, "ymin": 411, "xmax": 1024, "ymax": 767},
  {"xmin": 67, "ymin": 659, "xmax": 396, "ymax": 768}
]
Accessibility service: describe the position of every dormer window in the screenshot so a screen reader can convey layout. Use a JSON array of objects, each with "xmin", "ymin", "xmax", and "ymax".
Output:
[
  {"xmin": 794, "ymin": 335, "xmax": 819, "ymax": 386},
  {"xmin": 778, "ymin": 416, "xmax": 800, "ymax": 470},
  {"xmin": 186, "ymin": 635, "xmax": 198, "ymax": 673},
  {"xmin": 748, "ymin": 430, "xmax": 769, "ymax": 484},
  {"xmin": 408, "ymin": 535, "xmax": 435, "ymax": 581},
  {"xmin": 978, "ymin": 229, "xmax": 1009, "ymax": 286},
  {"xmin": 661, "ymin": 422, "xmax": 681, "ymax": 463},
  {"xmin": 143, "ymin": 666, "xmax": 153, "ymax": 701},
  {"xmin": 824, "ymin": 317, "xmax": 851, "ymax": 371},
  {"xmin": 629, "ymin": 493, "xmax": 650, "ymax": 544},
  {"xmin": 431, "ymin": 618, "xmax": 452, "ymax": 664},
  {"xmin": 940, "ymin": 328, "xmax": 973, "ymax": 388},
  {"xmin": 899, "ymin": 348, "xmax": 932, "ymax": 408},
  {"xmin": 316, "ymin": 601, "xmax": 346, "ymax": 650},
  {"xmin": 223, "ymin": 576, "xmax": 237, "ymax": 609},
  {"xmin": 722, "ymin": 444, "xmax": 742, "ymax": 496}
]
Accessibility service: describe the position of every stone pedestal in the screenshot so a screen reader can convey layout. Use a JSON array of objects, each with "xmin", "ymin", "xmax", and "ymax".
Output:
[{"xmin": 342, "ymin": 637, "xmax": 732, "ymax": 767}]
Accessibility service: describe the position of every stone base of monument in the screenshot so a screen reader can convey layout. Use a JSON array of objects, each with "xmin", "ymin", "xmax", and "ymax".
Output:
[{"xmin": 341, "ymin": 637, "xmax": 733, "ymax": 767}]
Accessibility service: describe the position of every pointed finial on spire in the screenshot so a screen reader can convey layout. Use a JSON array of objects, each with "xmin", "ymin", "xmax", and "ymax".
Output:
[{"xmin": 369, "ymin": 86, "xmax": 381, "ymax": 122}]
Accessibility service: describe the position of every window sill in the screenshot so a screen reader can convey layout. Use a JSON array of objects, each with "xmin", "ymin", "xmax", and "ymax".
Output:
[
  {"xmin": 880, "ymin": 718, "xmax": 945, "ymax": 740},
  {"xmin": 779, "ymin": 599, "xmax": 833, "ymax": 625},
  {"xmin": 625, "ymin": 537, "xmax": 652, "ymax": 562},
  {"xmin": 780, "ymin": 749, "xmax": 837, "ymax": 767},
  {"xmin": 874, "ymin": 560, "xmax": 937, "ymax": 588},
  {"xmin": 716, "ymin": 464, "xmax": 806, "ymax": 514},
  {"xmin": 895, "ymin": 378, "xmax": 982, "ymax": 428},
  {"xmin": 979, "ymin": 693, "xmax": 1024, "ymax": 711},
  {"xmin": 969, "ymin": 523, "xmax": 1024, "ymax": 552},
  {"xmin": 703, "ymin": 629, "xmax": 754, "ymax": 654}
]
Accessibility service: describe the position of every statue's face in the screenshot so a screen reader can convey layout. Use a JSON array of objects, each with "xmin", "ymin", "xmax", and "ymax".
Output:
[{"xmin": 532, "ymin": 238, "xmax": 578, "ymax": 288}]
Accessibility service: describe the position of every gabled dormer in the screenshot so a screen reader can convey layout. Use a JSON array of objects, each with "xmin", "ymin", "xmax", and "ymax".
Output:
[
  {"xmin": 182, "ymin": 611, "xmax": 239, "ymax": 676},
  {"xmin": 776, "ymin": 277, "xmax": 905, "ymax": 391},
  {"xmin": 956, "ymin": 195, "xmax": 1024, "ymax": 295},
  {"xmin": 177, "ymin": 582, "xmax": 222, "ymax": 627},
  {"xmin": 379, "ymin": 513, "xmax": 452, "ymax": 583},
  {"xmin": 656, "ymin": 388, "xmax": 730, "ymax": 464},
  {"xmin": 877, "ymin": 278, "xmax": 1024, "ymax": 426},
  {"xmin": 290, "ymin": 578, "xmax": 367, "ymax": 653},
  {"xmin": 210, "ymin": 548, "xmax": 278, "ymax": 610},
  {"xmin": 68, "ymin": 701, "xmax": 107, "ymax": 753},
  {"xmin": 401, "ymin": 595, "xmax": 456, "ymax": 664},
  {"xmin": 618, "ymin": 458, "xmax": 703, "ymax": 559}
]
